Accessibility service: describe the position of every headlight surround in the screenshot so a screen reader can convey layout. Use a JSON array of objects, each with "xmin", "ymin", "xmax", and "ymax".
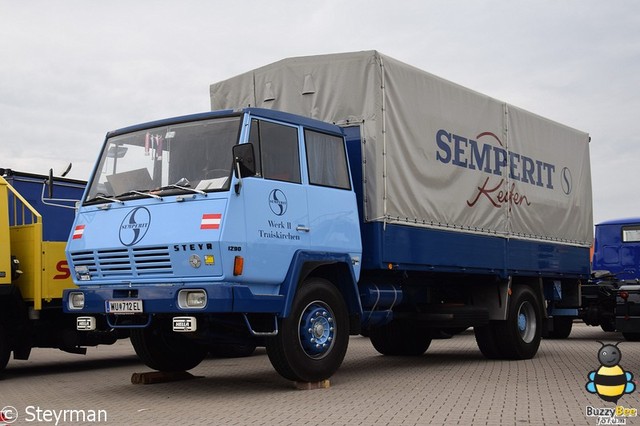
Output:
[
  {"xmin": 178, "ymin": 289, "xmax": 207, "ymax": 309},
  {"xmin": 68, "ymin": 292, "xmax": 85, "ymax": 310}
]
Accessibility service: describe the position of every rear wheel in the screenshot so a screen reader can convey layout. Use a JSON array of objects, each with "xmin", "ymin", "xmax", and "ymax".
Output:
[
  {"xmin": 208, "ymin": 343, "xmax": 256, "ymax": 358},
  {"xmin": 475, "ymin": 285, "xmax": 541, "ymax": 360},
  {"xmin": 266, "ymin": 277, "xmax": 349, "ymax": 382},
  {"xmin": 0, "ymin": 325, "xmax": 10, "ymax": 371},
  {"xmin": 474, "ymin": 323, "xmax": 502, "ymax": 359},
  {"xmin": 622, "ymin": 332, "xmax": 640, "ymax": 342},
  {"xmin": 600, "ymin": 322, "xmax": 616, "ymax": 332},
  {"xmin": 547, "ymin": 317, "xmax": 573, "ymax": 339},
  {"xmin": 369, "ymin": 320, "xmax": 432, "ymax": 356},
  {"xmin": 499, "ymin": 286, "xmax": 541, "ymax": 359},
  {"xmin": 130, "ymin": 325, "xmax": 207, "ymax": 372}
]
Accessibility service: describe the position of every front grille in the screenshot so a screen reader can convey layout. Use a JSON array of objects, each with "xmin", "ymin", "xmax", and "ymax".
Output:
[{"xmin": 71, "ymin": 246, "xmax": 172, "ymax": 279}]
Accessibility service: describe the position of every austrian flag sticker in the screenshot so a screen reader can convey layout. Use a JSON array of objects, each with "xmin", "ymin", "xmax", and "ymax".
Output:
[
  {"xmin": 73, "ymin": 224, "xmax": 86, "ymax": 239},
  {"xmin": 201, "ymin": 213, "xmax": 222, "ymax": 230}
]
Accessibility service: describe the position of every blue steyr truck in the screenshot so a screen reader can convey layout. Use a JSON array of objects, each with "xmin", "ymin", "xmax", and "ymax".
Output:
[
  {"xmin": 581, "ymin": 218, "xmax": 640, "ymax": 341},
  {"xmin": 64, "ymin": 51, "xmax": 593, "ymax": 382}
]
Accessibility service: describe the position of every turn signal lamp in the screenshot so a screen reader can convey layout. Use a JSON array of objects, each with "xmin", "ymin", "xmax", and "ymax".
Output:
[{"xmin": 234, "ymin": 256, "xmax": 244, "ymax": 276}]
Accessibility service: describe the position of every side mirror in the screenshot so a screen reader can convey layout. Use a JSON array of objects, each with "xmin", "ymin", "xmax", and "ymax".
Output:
[
  {"xmin": 232, "ymin": 143, "xmax": 257, "ymax": 196},
  {"xmin": 233, "ymin": 143, "xmax": 257, "ymax": 178}
]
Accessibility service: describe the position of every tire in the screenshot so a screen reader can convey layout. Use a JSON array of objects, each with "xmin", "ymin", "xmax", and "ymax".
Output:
[
  {"xmin": 130, "ymin": 326, "xmax": 207, "ymax": 372},
  {"xmin": 601, "ymin": 322, "xmax": 616, "ymax": 332},
  {"xmin": 498, "ymin": 285, "xmax": 542, "ymax": 359},
  {"xmin": 369, "ymin": 321, "xmax": 432, "ymax": 356},
  {"xmin": 474, "ymin": 323, "xmax": 503, "ymax": 359},
  {"xmin": 209, "ymin": 343, "xmax": 256, "ymax": 358},
  {"xmin": 475, "ymin": 286, "xmax": 541, "ymax": 360},
  {"xmin": 622, "ymin": 332, "xmax": 640, "ymax": 342},
  {"xmin": 266, "ymin": 277, "xmax": 349, "ymax": 382},
  {"xmin": 547, "ymin": 317, "xmax": 573, "ymax": 339},
  {"xmin": 0, "ymin": 326, "xmax": 10, "ymax": 371}
]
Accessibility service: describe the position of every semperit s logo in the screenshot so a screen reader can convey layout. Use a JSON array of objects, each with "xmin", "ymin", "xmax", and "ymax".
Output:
[
  {"xmin": 561, "ymin": 167, "xmax": 573, "ymax": 195},
  {"xmin": 268, "ymin": 189, "xmax": 288, "ymax": 216},
  {"xmin": 119, "ymin": 207, "xmax": 151, "ymax": 246}
]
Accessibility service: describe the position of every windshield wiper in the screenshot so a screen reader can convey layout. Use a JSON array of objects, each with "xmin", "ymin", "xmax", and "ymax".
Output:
[
  {"xmin": 156, "ymin": 178, "xmax": 207, "ymax": 196},
  {"xmin": 85, "ymin": 193, "xmax": 124, "ymax": 204},
  {"xmin": 115, "ymin": 189, "xmax": 163, "ymax": 200}
]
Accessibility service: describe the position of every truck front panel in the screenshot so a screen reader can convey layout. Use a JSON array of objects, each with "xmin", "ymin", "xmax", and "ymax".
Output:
[{"xmin": 65, "ymin": 109, "xmax": 362, "ymax": 323}]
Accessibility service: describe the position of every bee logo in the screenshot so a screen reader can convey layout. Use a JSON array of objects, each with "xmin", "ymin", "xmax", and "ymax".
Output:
[{"xmin": 586, "ymin": 341, "xmax": 636, "ymax": 403}]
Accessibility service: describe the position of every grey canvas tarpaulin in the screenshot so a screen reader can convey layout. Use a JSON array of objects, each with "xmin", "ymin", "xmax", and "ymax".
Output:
[{"xmin": 210, "ymin": 50, "xmax": 593, "ymax": 247}]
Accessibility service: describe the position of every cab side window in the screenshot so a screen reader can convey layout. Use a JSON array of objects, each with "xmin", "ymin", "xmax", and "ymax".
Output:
[
  {"xmin": 249, "ymin": 119, "xmax": 301, "ymax": 183},
  {"xmin": 305, "ymin": 129, "xmax": 351, "ymax": 190}
]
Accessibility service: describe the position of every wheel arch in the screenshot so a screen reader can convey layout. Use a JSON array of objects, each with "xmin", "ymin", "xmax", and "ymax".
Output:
[
  {"xmin": 280, "ymin": 251, "xmax": 362, "ymax": 320},
  {"xmin": 510, "ymin": 276, "xmax": 546, "ymax": 317}
]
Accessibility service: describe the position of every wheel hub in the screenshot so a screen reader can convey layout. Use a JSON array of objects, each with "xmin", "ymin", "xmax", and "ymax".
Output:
[
  {"xmin": 517, "ymin": 301, "xmax": 537, "ymax": 344},
  {"xmin": 299, "ymin": 302, "xmax": 335, "ymax": 359},
  {"xmin": 518, "ymin": 313, "xmax": 527, "ymax": 332}
]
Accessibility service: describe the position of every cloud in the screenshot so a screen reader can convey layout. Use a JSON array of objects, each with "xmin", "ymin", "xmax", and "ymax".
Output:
[{"xmin": 0, "ymin": 0, "xmax": 639, "ymax": 223}]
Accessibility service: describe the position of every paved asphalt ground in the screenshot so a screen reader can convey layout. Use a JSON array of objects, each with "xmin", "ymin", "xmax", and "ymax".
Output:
[{"xmin": 1, "ymin": 322, "xmax": 639, "ymax": 426}]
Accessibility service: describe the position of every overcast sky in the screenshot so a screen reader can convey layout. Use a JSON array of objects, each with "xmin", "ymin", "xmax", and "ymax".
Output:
[{"xmin": 1, "ymin": 1, "xmax": 638, "ymax": 225}]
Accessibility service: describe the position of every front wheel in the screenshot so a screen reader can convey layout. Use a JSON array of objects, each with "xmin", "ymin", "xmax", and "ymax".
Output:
[
  {"xmin": 266, "ymin": 277, "xmax": 349, "ymax": 382},
  {"xmin": 130, "ymin": 325, "xmax": 207, "ymax": 372}
]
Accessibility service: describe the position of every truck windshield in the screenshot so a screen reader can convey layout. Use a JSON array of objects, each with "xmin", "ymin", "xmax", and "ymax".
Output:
[{"xmin": 85, "ymin": 116, "xmax": 241, "ymax": 203}]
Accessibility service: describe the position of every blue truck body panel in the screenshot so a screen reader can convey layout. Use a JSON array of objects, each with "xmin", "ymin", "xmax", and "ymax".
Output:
[
  {"xmin": 593, "ymin": 218, "xmax": 640, "ymax": 280},
  {"xmin": 2, "ymin": 170, "xmax": 85, "ymax": 242},
  {"xmin": 360, "ymin": 221, "xmax": 589, "ymax": 277},
  {"xmin": 581, "ymin": 218, "xmax": 640, "ymax": 338}
]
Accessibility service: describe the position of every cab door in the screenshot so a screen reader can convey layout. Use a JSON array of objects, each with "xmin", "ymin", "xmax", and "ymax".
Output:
[{"xmin": 240, "ymin": 118, "xmax": 310, "ymax": 285}]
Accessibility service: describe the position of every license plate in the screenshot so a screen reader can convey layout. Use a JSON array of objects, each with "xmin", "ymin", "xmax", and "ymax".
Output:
[{"xmin": 107, "ymin": 300, "xmax": 143, "ymax": 314}]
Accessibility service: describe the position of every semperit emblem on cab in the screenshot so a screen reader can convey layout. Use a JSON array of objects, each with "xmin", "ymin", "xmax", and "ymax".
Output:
[
  {"xmin": 268, "ymin": 189, "xmax": 287, "ymax": 216},
  {"xmin": 119, "ymin": 207, "xmax": 151, "ymax": 246}
]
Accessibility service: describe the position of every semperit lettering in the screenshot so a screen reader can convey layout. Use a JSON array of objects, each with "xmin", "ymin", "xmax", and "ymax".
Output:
[{"xmin": 435, "ymin": 129, "xmax": 555, "ymax": 190}]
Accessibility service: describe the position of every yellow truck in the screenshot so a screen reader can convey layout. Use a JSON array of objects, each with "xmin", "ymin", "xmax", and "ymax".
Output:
[{"xmin": 0, "ymin": 169, "xmax": 122, "ymax": 371}]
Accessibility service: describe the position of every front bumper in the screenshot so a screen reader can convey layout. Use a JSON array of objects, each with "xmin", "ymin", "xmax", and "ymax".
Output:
[{"xmin": 63, "ymin": 283, "xmax": 284, "ymax": 316}]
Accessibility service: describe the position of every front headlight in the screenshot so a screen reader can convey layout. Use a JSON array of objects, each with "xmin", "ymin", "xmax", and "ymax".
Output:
[
  {"xmin": 68, "ymin": 292, "xmax": 85, "ymax": 310},
  {"xmin": 178, "ymin": 289, "xmax": 207, "ymax": 309}
]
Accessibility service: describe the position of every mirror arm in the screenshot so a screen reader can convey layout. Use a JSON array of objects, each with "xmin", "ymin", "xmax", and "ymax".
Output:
[
  {"xmin": 234, "ymin": 158, "xmax": 243, "ymax": 195},
  {"xmin": 47, "ymin": 168, "xmax": 54, "ymax": 198}
]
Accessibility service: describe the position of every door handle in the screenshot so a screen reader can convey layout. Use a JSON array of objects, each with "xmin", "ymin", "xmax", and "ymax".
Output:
[{"xmin": 296, "ymin": 225, "xmax": 310, "ymax": 232}]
